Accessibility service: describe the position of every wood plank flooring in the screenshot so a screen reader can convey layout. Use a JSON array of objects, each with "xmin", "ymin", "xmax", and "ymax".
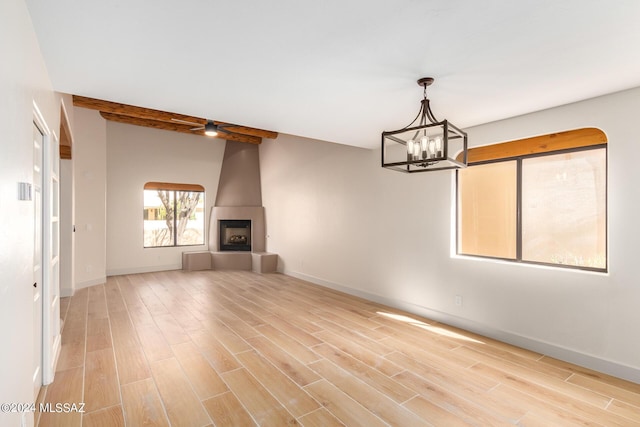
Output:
[{"xmin": 36, "ymin": 270, "xmax": 640, "ymax": 426}]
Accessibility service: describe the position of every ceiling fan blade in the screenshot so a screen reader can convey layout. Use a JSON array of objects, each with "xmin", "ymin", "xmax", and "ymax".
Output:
[
  {"xmin": 171, "ymin": 118, "xmax": 240, "ymax": 135},
  {"xmin": 171, "ymin": 117, "xmax": 202, "ymax": 126},
  {"xmin": 216, "ymin": 123, "xmax": 245, "ymax": 134}
]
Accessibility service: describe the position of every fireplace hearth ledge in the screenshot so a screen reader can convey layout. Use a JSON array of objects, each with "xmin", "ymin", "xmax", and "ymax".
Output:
[{"xmin": 182, "ymin": 251, "xmax": 277, "ymax": 273}]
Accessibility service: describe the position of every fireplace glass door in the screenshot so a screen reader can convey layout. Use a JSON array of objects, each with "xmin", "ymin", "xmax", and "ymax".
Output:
[{"xmin": 219, "ymin": 220, "xmax": 251, "ymax": 251}]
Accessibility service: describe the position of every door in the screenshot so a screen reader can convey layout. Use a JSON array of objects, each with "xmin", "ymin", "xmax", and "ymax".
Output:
[{"xmin": 33, "ymin": 122, "xmax": 44, "ymax": 399}]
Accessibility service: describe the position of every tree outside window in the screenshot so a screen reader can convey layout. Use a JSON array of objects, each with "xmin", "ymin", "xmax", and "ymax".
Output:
[{"xmin": 143, "ymin": 183, "xmax": 205, "ymax": 247}]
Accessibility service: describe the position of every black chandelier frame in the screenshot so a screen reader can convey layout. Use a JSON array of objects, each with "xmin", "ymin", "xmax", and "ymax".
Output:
[{"xmin": 381, "ymin": 77, "xmax": 468, "ymax": 173}]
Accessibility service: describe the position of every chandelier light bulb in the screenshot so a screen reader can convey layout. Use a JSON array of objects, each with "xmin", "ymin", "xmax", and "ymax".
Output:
[
  {"xmin": 407, "ymin": 139, "xmax": 415, "ymax": 156},
  {"xmin": 435, "ymin": 137, "xmax": 442, "ymax": 156},
  {"xmin": 428, "ymin": 139, "xmax": 436, "ymax": 158},
  {"xmin": 420, "ymin": 136, "xmax": 428, "ymax": 151}
]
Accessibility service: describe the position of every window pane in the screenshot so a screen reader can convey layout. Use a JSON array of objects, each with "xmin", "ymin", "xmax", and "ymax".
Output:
[
  {"xmin": 143, "ymin": 190, "xmax": 174, "ymax": 247},
  {"xmin": 175, "ymin": 191, "xmax": 205, "ymax": 246},
  {"xmin": 522, "ymin": 148, "xmax": 606, "ymax": 268},
  {"xmin": 458, "ymin": 161, "xmax": 517, "ymax": 258}
]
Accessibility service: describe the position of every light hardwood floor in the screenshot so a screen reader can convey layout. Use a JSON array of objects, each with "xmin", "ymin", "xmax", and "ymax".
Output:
[{"xmin": 36, "ymin": 270, "xmax": 640, "ymax": 426}]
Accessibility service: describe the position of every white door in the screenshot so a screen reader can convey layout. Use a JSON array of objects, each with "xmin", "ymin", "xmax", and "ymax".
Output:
[
  {"xmin": 43, "ymin": 122, "xmax": 61, "ymax": 385},
  {"xmin": 33, "ymin": 122, "xmax": 44, "ymax": 399}
]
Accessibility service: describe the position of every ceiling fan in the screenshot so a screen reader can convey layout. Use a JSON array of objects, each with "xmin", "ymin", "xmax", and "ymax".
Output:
[{"xmin": 171, "ymin": 118, "xmax": 236, "ymax": 137}]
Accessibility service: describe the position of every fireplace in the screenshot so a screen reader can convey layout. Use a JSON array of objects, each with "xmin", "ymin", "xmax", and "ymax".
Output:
[{"xmin": 219, "ymin": 220, "xmax": 252, "ymax": 251}]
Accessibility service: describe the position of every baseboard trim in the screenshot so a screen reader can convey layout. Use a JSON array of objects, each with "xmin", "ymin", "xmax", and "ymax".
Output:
[
  {"xmin": 75, "ymin": 276, "xmax": 107, "ymax": 290},
  {"xmin": 106, "ymin": 264, "xmax": 181, "ymax": 277},
  {"xmin": 285, "ymin": 269, "xmax": 640, "ymax": 384},
  {"xmin": 48, "ymin": 334, "xmax": 61, "ymax": 385}
]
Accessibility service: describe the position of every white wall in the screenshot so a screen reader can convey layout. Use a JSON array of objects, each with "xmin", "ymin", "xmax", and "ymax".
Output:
[
  {"xmin": 260, "ymin": 87, "xmax": 640, "ymax": 383},
  {"xmin": 72, "ymin": 108, "xmax": 107, "ymax": 288},
  {"xmin": 106, "ymin": 121, "xmax": 225, "ymax": 275},
  {"xmin": 0, "ymin": 0, "xmax": 62, "ymax": 425}
]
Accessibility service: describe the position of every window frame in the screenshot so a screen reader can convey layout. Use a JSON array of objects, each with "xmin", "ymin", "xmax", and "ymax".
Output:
[
  {"xmin": 143, "ymin": 182, "xmax": 206, "ymax": 248},
  {"xmin": 456, "ymin": 130, "xmax": 607, "ymax": 273}
]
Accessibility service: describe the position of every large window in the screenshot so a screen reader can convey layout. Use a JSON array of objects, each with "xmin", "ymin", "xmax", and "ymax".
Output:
[
  {"xmin": 457, "ymin": 128, "xmax": 607, "ymax": 272},
  {"xmin": 143, "ymin": 182, "xmax": 205, "ymax": 248}
]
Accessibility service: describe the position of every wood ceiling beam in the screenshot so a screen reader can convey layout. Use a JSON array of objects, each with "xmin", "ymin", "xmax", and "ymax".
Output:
[
  {"xmin": 100, "ymin": 112, "xmax": 262, "ymax": 145},
  {"xmin": 73, "ymin": 95, "xmax": 278, "ymax": 140},
  {"xmin": 60, "ymin": 145, "xmax": 72, "ymax": 159},
  {"xmin": 460, "ymin": 127, "xmax": 607, "ymax": 163}
]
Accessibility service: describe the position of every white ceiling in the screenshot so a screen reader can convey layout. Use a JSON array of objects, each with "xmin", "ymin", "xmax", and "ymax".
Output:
[{"xmin": 25, "ymin": 0, "xmax": 640, "ymax": 149}]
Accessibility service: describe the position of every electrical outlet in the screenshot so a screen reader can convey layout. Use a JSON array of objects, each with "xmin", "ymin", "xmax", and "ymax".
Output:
[{"xmin": 455, "ymin": 295, "xmax": 463, "ymax": 307}]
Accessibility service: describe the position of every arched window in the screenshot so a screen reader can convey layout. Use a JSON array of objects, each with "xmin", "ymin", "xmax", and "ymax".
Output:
[
  {"xmin": 143, "ymin": 182, "xmax": 205, "ymax": 248},
  {"xmin": 457, "ymin": 128, "xmax": 607, "ymax": 272}
]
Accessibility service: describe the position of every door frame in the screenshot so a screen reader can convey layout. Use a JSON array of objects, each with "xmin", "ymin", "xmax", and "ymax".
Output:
[
  {"xmin": 33, "ymin": 101, "xmax": 61, "ymax": 387},
  {"xmin": 32, "ymin": 118, "xmax": 44, "ymax": 400}
]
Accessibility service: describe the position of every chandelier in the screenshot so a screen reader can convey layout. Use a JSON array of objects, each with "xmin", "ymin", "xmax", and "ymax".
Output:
[{"xmin": 382, "ymin": 77, "xmax": 468, "ymax": 173}]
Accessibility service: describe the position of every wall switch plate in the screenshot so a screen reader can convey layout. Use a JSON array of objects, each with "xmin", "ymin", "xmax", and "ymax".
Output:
[
  {"xmin": 455, "ymin": 295, "xmax": 463, "ymax": 307},
  {"xmin": 18, "ymin": 182, "xmax": 32, "ymax": 200}
]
